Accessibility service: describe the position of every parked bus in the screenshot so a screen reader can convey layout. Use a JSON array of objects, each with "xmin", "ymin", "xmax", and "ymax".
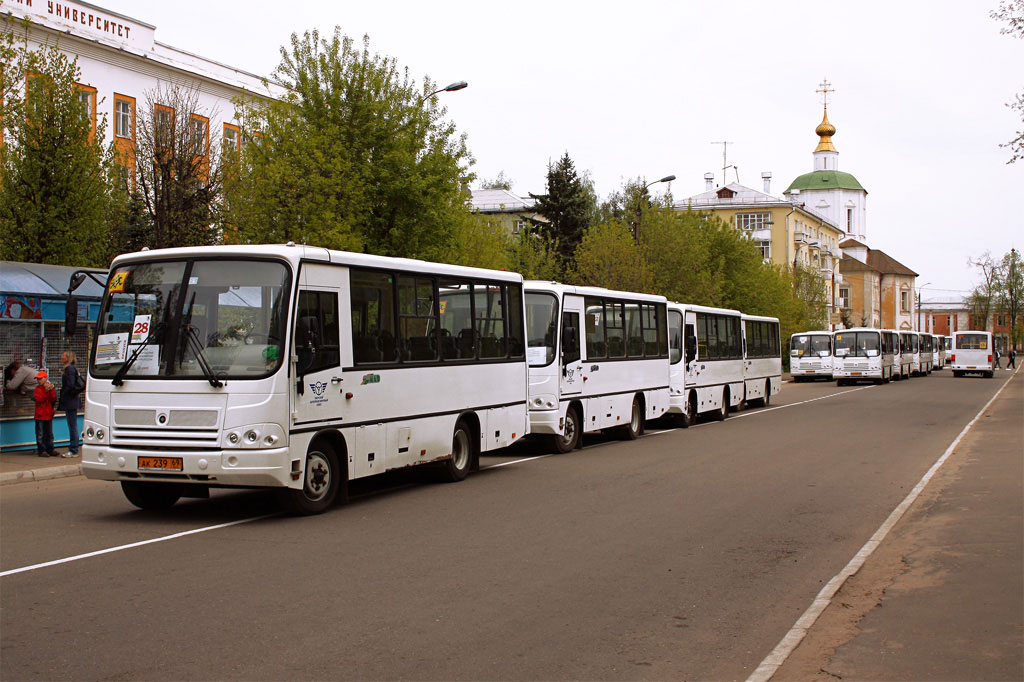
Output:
[
  {"xmin": 932, "ymin": 333, "xmax": 946, "ymax": 369},
  {"xmin": 943, "ymin": 335, "xmax": 953, "ymax": 363},
  {"xmin": 899, "ymin": 331, "xmax": 920, "ymax": 378},
  {"xmin": 789, "ymin": 331, "xmax": 833, "ymax": 381},
  {"xmin": 742, "ymin": 314, "xmax": 782, "ymax": 405},
  {"xmin": 919, "ymin": 333, "xmax": 935, "ymax": 374},
  {"xmin": 666, "ymin": 303, "xmax": 746, "ymax": 424},
  {"xmin": 833, "ymin": 328, "xmax": 897, "ymax": 385},
  {"xmin": 525, "ymin": 282, "xmax": 669, "ymax": 451},
  {"xmin": 80, "ymin": 245, "xmax": 529, "ymax": 514},
  {"xmin": 950, "ymin": 331, "xmax": 996, "ymax": 378}
]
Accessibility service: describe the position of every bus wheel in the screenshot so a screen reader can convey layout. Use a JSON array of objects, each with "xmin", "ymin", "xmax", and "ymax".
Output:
[
  {"xmin": 279, "ymin": 442, "xmax": 341, "ymax": 515},
  {"xmin": 715, "ymin": 390, "xmax": 730, "ymax": 421},
  {"xmin": 680, "ymin": 394, "xmax": 697, "ymax": 428},
  {"xmin": 442, "ymin": 419, "xmax": 474, "ymax": 482},
  {"xmin": 121, "ymin": 481, "xmax": 183, "ymax": 510},
  {"xmin": 618, "ymin": 397, "xmax": 643, "ymax": 440},
  {"xmin": 552, "ymin": 407, "xmax": 580, "ymax": 453}
]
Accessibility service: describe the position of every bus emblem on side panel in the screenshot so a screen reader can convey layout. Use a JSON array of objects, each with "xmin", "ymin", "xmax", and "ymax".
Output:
[
  {"xmin": 309, "ymin": 381, "xmax": 328, "ymax": 399},
  {"xmin": 361, "ymin": 374, "xmax": 381, "ymax": 385}
]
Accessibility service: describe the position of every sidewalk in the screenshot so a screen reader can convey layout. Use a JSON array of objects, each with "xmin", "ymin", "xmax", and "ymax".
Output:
[{"xmin": 0, "ymin": 449, "xmax": 81, "ymax": 486}]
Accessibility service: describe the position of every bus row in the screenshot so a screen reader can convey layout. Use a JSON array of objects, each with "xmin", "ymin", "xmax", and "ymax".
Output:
[
  {"xmin": 790, "ymin": 329, "xmax": 998, "ymax": 384},
  {"xmin": 77, "ymin": 244, "xmax": 781, "ymax": 514}
]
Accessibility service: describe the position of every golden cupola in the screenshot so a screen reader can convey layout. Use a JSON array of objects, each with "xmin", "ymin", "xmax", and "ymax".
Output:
[{"xmin": 814, "ymin": 108, "xmax": 837, "ymax": 153}]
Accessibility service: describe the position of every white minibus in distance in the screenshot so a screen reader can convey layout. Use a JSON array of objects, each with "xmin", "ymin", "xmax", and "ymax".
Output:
[
  {"xmin": 950, "ymin": 331, "xmax": 996, "ymax": 378},
  {"xmin": 789, "ymin": 331, "xmax": 833, "ymax": 381},
  {"xmin": 900, "ymin": 331, "xmax": 920, "ymax": 377},
  {"xmin": 833, "ymin": 328, "xmax": 897, "ymax": 385},
  {"xmin": 919, "ymin": 333, "xmax": 935, "ymax": 374},
  {"xmin": 525, "ymin": 282, "xmax": 669, "ymax": 451},
  {"xmin": 742, "ymin": 314, "xmax": 782, "ymax": 406},
  {"xmin": 932, "ymin": 334, "xmax": 946, "ymax": 369},
  {"xmin": 666, "ymin": 303, "xmax": 746, "ymax": 425},
  {"xmin": 80, "ymin": 244, "xmax": 529, "ymax": 514}
]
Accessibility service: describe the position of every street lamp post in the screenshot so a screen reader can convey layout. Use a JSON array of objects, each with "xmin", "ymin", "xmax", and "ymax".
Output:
[
  {"xmin": 420, "ymin": 80, "xmax": 468, "ymax": 102},
  {"xmin": 916, "ymin": 281, "xmax": 932, "ymax": 332},
  {"xmin": 634, "ymin": 175, "xmax": 676, "ymax": 244}
]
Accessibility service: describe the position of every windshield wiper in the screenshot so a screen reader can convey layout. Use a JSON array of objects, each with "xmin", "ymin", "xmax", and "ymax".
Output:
[
  {"xmin": 111, "ymin": 322, "xmax": 166, "ymax": 387},
  {"xmin": 181, "ymin": 324, "xmax": 225, "ymax": 388}
]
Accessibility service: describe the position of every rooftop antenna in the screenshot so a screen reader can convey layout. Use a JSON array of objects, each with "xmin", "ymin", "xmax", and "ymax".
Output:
[{"xmin": 711, "ymin": 141, "xmax": 733, "ymax": 187}]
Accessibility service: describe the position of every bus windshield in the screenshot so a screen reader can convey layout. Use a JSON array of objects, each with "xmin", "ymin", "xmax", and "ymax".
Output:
[
  {"xmin": 791, "ymin": 334, "xmax": 831, "ymax": 357},
  {"xmin": 956, "ymin": 334, "xmax": 989, "ymax": 350},
  {"xmin": 525, "ymin": 292, "xmax": 558, "ymax": 366},
  {"xmin": 91, "ymin": 259, "xmax": 290, "ymax": 380},
  {"xmin": 833, "ymin": 331, "xmax": 880, "ymax": 357}
]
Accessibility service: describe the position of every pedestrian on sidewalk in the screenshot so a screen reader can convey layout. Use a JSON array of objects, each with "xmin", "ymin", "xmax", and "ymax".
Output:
[
  {"xmin": 59, "ymin": 350, "xmax": 82, "ymax": 458},
  {"xmin": 33, "ymin": 370, "xmax": 58, "ymax": 457},
  {"xmin": 1009, "ymin": 349, "xmax": 1017, "ymax": 369},
  {"xmin": 4, "ymin": 359, "xmax": 38, "ymax": 395}
]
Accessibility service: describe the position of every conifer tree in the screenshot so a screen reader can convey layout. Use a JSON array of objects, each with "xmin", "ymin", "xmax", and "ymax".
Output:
[{"xmin": 528, "ymin": 153, "xmax": 593, "ymax": 267}]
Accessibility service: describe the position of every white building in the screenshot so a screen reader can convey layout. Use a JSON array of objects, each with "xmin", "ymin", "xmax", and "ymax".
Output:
[{"xmin": 3, "ymin": 0, "xmax": 285, "ymax": 158}]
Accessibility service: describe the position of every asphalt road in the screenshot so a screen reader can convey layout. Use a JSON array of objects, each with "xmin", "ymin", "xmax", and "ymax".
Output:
[{"xmin": 1, "ymin": 370, "xmax": 1019, "ymax": 681}]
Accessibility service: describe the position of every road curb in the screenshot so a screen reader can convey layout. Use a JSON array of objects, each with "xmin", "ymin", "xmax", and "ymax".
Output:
[{"xmin": 1, "ymin": 464, "xmax": 82, "ymax": 486}]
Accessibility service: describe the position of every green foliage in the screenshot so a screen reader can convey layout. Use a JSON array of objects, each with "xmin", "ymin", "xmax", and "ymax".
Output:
[
  {"xmin": 992, "ymin": 1, "xmax": 1024, "ymax": 163},
  {"xmin": 445, "ymin": 212, "xmax": 512, "ymax": 271},
  {"xmin": 478, "ymin": 171, "xmax": 514, "ymax": 190},
  {"xmin": 569, "ymin": 220, "xmax": 649, "ymax": 291},
  {"xmin": 528, "ymin": 153, "xmax": 594, "ymax": 267},
  {"xmin": 226, "ymin": 29, "xmax": 472, "ymax": 260},
  {"xmin": 0, "ymin": 38, "xmax": 114, "ymax": 267}
]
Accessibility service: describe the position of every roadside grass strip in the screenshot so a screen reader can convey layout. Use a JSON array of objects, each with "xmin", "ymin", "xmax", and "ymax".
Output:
[{"xmin": 746, "ymin": 370, "xmax": 1018, "ymax": 682}]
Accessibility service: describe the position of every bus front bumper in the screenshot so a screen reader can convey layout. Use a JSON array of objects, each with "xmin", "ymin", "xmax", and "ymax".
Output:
[
  {"xmin": 528, "ymin": 408, "xmax": 562, "ymax": 436},
  {"xmin": 81, "ymin": 445, "xmax": 294, "ymax": 488}
]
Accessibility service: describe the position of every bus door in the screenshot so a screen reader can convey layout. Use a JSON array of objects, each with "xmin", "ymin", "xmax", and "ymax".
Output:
[
  {"xmin": 560, "ymin": 297, "xmax": 583, "ymax": 398},
  {"xmin": 292, "ymin": 263, "xmax": 344, "ymax": 430},
  {"xmin": 684, "ymin": 312, "xmax": 699, "ymax": 388}
]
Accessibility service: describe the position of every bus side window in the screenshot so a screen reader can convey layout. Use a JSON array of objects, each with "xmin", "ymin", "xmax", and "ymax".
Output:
[
  {"xmin": 561, "ymin": 313, "xmax": 580, "ymax": 366},
  {"xmin": 296, "ymin": 290, "xmax": 340, "ymax": 375}
]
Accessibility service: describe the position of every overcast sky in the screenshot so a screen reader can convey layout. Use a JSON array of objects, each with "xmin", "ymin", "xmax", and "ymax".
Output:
[{"xmin": 99, "ymin": 0, "xmax": 1023, "ymax": 299}]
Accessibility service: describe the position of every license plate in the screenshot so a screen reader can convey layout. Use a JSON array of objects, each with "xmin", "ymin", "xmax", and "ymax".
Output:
[
  {"xmin": 807, "ymin": 370, "xmax": 816, "ymax": 374},
  {"xmin": 138, "ymin": 456, "xmax": 183, "ymax": 471},
  {"xmin": 850, "ymin": 372, "xmax": 862, "ymax": 376}
]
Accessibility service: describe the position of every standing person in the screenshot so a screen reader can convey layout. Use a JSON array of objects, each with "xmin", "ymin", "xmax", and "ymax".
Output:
[
  {"xmin": 1010, "ymin": 349, "xmax": 1017, "ymax": 369},
  {"xmin": 59, "ymin": 350, "xmax": 82, "ymax": 458},
  {"xmin": 33, "ymin": 370, "xmax": 58, "ymax": 457}
]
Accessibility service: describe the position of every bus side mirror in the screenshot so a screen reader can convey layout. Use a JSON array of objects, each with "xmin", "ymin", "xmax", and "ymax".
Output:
[
  {"xmin": 65, "ymin": 296, "xmax": 79, "ymax": 338},
  {"xmin": 685, "ymin": 335, "xmax": 697, "ymax": 364}
]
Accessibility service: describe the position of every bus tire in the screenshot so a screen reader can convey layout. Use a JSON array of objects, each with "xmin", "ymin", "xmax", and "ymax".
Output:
[
  {"xmin": 985, "ymin": 371, "xmax": 994, "ymax": 379},
  {"xmin": 715, "ymin": 389, "xmax": 729, "ymax": 421},
  {"xmin": 279, "ymin": 441, "xmax": 341, "ymax": 515},
  {"xmin": 552, "ymin": 406, "xmax": 580, "ymax": 453},
  {"xmin": 618, "ymin": 397, "xmax": 643, "ymax": 440},
  {"xmin": 679, "ymin": 393, "xmax": 697, "ymax": 428},
  {"xmin": 441, "ymin": 419, "xmax": 474, "ymax": 482},
  {"xmin": 121, "ymin": 481, "xmax": 183, "ymax": 510}
]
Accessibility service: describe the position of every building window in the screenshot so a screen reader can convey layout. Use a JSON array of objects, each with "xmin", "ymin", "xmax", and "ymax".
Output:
[
  {"xmin": 223, "ymin": 123, "xmax": 240, "ymax": 151},
  {"xmin": 74, "ymin": 83, "xmax": 97, "ymax": 138},
  {"xmin": 155, "ymin": 105, "xmax": 175, "ymax": 148},
  {"xmin": 758, "ymin": 241, "xmax": 770, "ymax": 262},
  {"xmin": 901, "ymin": 289, "xmax": 910, "ymax": 313},
  {"xmin": 114, "ymin": 95, "xmax": 134, "ymax": 139},
  {"xmin": 847, "ymin": 207, "xmax": 853, "ymax": 231},
  {"xmin": 839, "ymin": 287, "xmax": 850, "ymax": 308},
  {"xmin": 513, "ymin": 219, "xmax": 526, "ymax": 235},
  {"xmin": 735, "ymin": 212, "xmax": 771, "ymax": 231},
  {"xmin": 190, "ymin": 115, "xmax": 208, "ymax": 157}
]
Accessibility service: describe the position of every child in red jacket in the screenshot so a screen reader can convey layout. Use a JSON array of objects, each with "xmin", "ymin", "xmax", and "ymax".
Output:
[{"xmin": 33, "ymin": 370, "xmax": 57, "ymax": 457}]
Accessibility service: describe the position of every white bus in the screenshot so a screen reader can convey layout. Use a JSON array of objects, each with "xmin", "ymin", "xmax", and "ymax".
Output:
[
  {"xmin": 899, "ymin": 331, "xmax": 920, "ymax": 377},
  {"xmin": 666, "ymin": 303, "xmax": 746, "ymax": 424},
  {"xmin": 524, "ymin": 282, "xmax": 670, "ymax": 451},
  {"xmin": 932, "ymin": 333, "xmax": 946, "ymax": 369},
  {"xmin": 919, "ymin": 332, "xmax": 935, "ymax": 374},
  {"xmin": 81, "ymin": 244, "xmax": 529, "ymax": 514},
  {"xmin": 950, "ymin": 331, "xmax": 996, "ymax": 378},
  {"xmin": 833, "ymin": 328, "xmax": 897, "ymax": 385},
  {"xmin": 742, "ymin": 314, "xmax": 782, "ymax": 406},
  {"xmin": 789, "ymin": 331, "xmax": 833, "ymax": 381}
]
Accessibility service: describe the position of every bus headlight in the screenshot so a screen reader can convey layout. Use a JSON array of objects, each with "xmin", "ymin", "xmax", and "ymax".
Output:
[
  {"xmin": 530, "ymin": 395, "xmax": 557, "ymax": 409},
  {"xmin": 223, "ymin": 424, "xmax": 285, "ymax": 449},
  {"xmin": 83, "ymin": 421, "xmax": 108, "ymax": 444}
]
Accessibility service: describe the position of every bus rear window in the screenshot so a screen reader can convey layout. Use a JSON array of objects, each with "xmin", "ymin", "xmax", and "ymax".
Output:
[{"xmin": 956, "ymin": 334, "xmax": 988, "ymax": 350}]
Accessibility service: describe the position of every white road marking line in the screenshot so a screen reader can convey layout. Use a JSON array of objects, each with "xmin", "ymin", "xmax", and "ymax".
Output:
[
  {"xmin": 746, "ymin": 371, "xmax": 1017, "ymax": 682},
  {"xmin": 0, "ymin": 514, "xmax": 275, "ymax": 578},
  {"xmin": 483, "ymin": 454, "xmax": 555, "ymax": 469}
]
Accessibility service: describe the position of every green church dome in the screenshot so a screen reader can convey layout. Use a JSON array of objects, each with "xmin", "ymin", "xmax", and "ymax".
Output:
[{"xmin": 785, "ymin": 170, "xmax": 866, "ymax": 193}]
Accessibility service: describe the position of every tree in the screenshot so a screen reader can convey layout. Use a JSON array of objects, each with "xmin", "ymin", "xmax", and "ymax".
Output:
[
  {"xmin": 112, "ymin": 84, "xmax": 224, "ymax": 250},
  {"xmin": 992, "ymin": 0, "xmax": 1024, "ymax": 163},
  {"xmin": 478, "ymin": 171, "xmax": 514, "ymax": 190},
  {"xmin": 994, "ymin": 248, "xmax": 1023, "ymax": 349},
  {"xmin": 528, "ymin": 153, "xmax": 594, "ymax": 267},
  {"xmin": 569, "ymin": 220, "xmax": 650, "ymax": 292},
  {"xmin": 225, "ymin": 29, "xmax": 472, "ymax": 260},
  {"xmin": 967, "ymin": 252, "xmax": 999, "ymax": 328},
  {"xmin": 0, "ymin": 39, "xmax": 113, "ymax": 267}
]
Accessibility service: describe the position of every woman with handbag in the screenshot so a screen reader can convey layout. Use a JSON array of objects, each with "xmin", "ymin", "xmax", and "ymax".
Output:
[{"xmin": 59, "ymin": 350, "xmax": 83, "ymax": 458}]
